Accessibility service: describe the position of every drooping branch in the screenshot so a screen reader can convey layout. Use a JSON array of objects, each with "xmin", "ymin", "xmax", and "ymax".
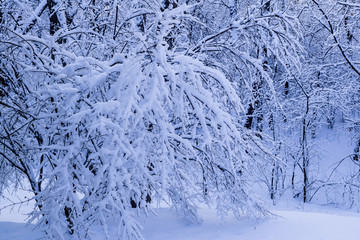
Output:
[{"xmin": 312, "ymin": 0, "xmax": 360, "ymax": 77}]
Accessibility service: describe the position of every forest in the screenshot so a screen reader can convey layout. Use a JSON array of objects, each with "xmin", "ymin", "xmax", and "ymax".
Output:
[{"xmin": 1, "ymin": 0, "xmax": 360, "ymax": 239}]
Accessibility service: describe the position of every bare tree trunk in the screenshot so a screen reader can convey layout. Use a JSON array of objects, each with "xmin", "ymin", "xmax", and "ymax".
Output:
[{"xmin": 302, "ymin": 95, "xmax": 309, "ymax": 202}]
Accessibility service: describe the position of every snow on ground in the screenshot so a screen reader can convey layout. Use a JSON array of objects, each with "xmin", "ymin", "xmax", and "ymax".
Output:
[
  {"xmin": 139, "ymin": 207, "xmax": 360, "ymax": 240},
  {"xmin": 0, "ymin": 222, "xmax": 42, "ymax": 240},
  {"xmin": 1, "ymin": 206, "xmax": 360, "ymax": 240}
]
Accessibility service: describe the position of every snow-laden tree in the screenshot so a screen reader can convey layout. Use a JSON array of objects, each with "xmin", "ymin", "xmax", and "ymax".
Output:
[{"xmin": 0, "ymin": 0, "xmax": 302, "ymax": 239}]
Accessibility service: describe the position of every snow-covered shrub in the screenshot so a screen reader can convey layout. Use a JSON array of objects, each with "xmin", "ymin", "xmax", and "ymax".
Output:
[{"xmin": 0, "ymin": 0, "xmax": 303, "ymax": 239}]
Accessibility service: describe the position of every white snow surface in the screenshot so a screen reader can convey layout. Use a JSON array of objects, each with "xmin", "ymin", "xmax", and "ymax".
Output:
[
  {"xmin": 1, "ymin": 206, "xmax": 360, "ymax": 240},
  {"xmin": 0, "ymin": 222, "xmax": 42, "ymax": 240},
  {"xmin": 139, "ymin": 206, "xmax": 360, "ymax": 240}
]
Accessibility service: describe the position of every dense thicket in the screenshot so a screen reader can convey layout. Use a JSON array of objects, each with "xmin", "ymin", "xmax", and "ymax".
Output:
[{"xmin": 0, "ymin": 0, "xmax": 360, "ymax": 239}]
